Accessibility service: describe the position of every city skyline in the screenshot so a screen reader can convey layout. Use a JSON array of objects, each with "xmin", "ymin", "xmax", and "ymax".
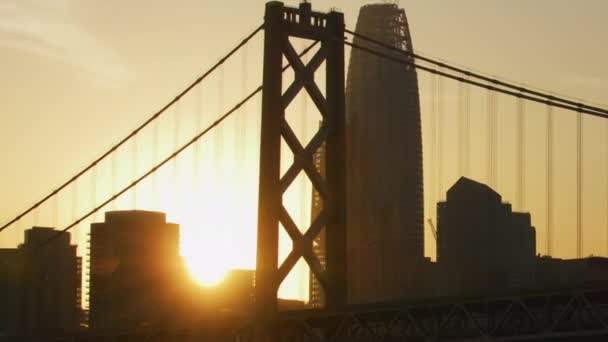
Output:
[{"xmin": 1, "ymin": 1, "xmax": 607, "ymax": 303}]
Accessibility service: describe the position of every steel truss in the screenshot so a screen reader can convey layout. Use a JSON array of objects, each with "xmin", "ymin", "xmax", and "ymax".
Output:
[
  {"xmin": 256, "ymin": 0, "xmax": 346, "ymax": 321},
  {"xmin": 40, "ymin": 289, "xmax": 608, "ymax": 341},
  {"xmin": 265, "ymin": 289, "xmax": 608, "ymax": 342}
]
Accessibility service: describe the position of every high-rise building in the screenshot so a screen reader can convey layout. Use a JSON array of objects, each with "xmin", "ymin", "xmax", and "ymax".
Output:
[
  {"xmin": 346, "ymin": 3, "xmax": 424, "ymax": 303},
  {"xmin": 88, "ymin": 210, "xmax": 187, "ymax": 332},
  {"xmin": 0, "ymin": 248, "xmax": 24, "ymax": 337},
  {"xmin": 0, "ymin": 227, "xmax": 81, "ymax": 338},
  {"xmin": 437, "ymin": 177, "xmax": 536, "ymax": 296},
  {"xmin": 309, "ymin": 143, "xmax": 325, "ymax": 308},
  {"xmin": 202, "ymin": 269, "xmax": 256, "ymax": 313},
  {"xmin": 536, "ymin": 256, "xmax": 608, "ymax": 290}
]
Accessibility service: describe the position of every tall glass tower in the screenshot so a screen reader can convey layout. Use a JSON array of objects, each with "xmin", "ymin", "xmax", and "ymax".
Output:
[{"xmin": 346, "ymin": 3, "xmax": 424, "ymax": 304}]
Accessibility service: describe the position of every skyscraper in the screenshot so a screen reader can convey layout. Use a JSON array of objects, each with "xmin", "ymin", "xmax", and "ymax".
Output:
[
  {"xmin": 309, "ymin": 143, "xmax": 326, "ymax": 308},
  {"xmin": 89, "ymin": 211, "xmax": 187, "ymax": 332},
  {"xmin": 0, "ymin": 227, "xmax": 81, "ymax": 338},
  {"xmin": 437, "ymin": 177, "xmax": 536, "ymax": 296},
  {"xmin": 346, "ymin": 3, "xmax": 424, "ymax": 303}
]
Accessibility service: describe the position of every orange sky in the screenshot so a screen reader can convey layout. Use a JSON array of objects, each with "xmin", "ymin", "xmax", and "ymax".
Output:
[{"xmin": 0, "ymin": 1, "xmax": 607, "ymax": 301}]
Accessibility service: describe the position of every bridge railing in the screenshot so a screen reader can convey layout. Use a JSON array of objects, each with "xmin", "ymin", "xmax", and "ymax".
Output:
[{"xmin": 27, "ymin": 287, "xmax": 608, "ymax": 341}]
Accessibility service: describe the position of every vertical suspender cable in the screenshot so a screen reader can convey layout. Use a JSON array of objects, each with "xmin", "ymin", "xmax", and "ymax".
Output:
[
  {"xmin": 91, "ymin": 167, "xmax": 97, "ymax": 222},
  {"xmin": 194, "ymin": 85, "xmax": 203, "ymax": 190},
  {"xmin": 237, "ymin": 41, "xmax": 249, "ymax": 169},
  {"xmin": 72, "ymin": 181, "xmax": 78, "ymax": 248},
  {"xmin": 15, "ymin": 217, "xmax": 22, "ymax": 246},
  {"xmin": 487, "ymin": 90, "xmax": 492, "ymax": 186},
  {"xmin": 463, "ymin": 77, "xmax": 471, "ymax": 177},
  {"xmin": 456, "ymin": 76, "xmax": 471, "ymax": 177},
  {"xmin": 173, "ymin": 102, "xmax": 181, "ymax": 209},
  {"xmin": 33, "ymin": 206, "xmax": 39, "ymax": 227},
  {"xmin": 493, "ymin": 93, "xmax": 498, "ymax": 186},
  {"xmin": 487, "ymin": 89, "xmax": 497, "ymax": 188},
  {"xmin": 152, "ymin": 120, "xmax": 159, "ymax": 210},
  {"xmin": 458, "ymin": 80, "xmax": 465, "ymax": 177},
  {"xmin": 429, "ymin": 70, "xmax": 437, "ymax": 219},
  {"xmin": 437, "ymin": 68, "xmax": 444, "ymax": 200},
  {"xmin": 52, "ymin": 194, "xmax": 58, "ymax": 228},
  {"xmin": 215, "ymin": 66, "xmax": 225, "ymax": 189},
  {"xmin": 516, "ymin": 96, "xmax": 526, "ymax": 211},
  {"xmin": 132, "ymin": 134, "xmax": 138, "ymax": 209},
  {"xmin": 111, "ymin": 151, "xmax": 117, "ymax": 210},
  {"xmin": 577, "ymin": 109, "xmax": 583, "ymax": 258},
  {"xmin": 546, "ymin": 104, "xmax": 554, "ymax": 256}
]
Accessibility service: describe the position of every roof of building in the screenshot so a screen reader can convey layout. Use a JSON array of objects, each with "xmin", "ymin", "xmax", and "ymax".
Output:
[
  {"xmin": 102, "ymin": 210, "xmax": 169, "ymax": 224},
  {"xmin": 447, "ymin": 177, "xmax": 501, "ymax": 201}
]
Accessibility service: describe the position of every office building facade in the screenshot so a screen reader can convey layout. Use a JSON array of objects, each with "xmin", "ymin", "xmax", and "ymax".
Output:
[
  {"xmin": 89, "ymin": 210, "xmax": 185, "ymax": 332},
  {"xmin": 346, "ymin": 3, "xmax": 424, "ymax": 303},
  {"xmin": 437, "ymin": 178, "xmax": 536, "ymax": 296},
  {"xmin": 0, "ymin": 227, "xmax": 81, "ymax": 338}
]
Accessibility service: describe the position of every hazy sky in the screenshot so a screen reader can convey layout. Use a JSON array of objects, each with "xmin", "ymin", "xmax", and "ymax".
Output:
[{"xmin": 0, "ymin": 0, "xmax": 607, "ymax": 299}]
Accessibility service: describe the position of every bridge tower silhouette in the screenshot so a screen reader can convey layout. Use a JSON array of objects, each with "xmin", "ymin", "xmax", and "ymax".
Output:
[{"xmin": 256, "ymin": 1, "xmax": 346, "ymax": 321}]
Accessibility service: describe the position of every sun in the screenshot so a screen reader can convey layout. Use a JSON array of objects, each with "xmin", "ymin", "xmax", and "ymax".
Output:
[
  {"xmin": 169, "ymin": 180, "xmax": 258, "ymax": 287},
  {"xmin": 185, "ymin": 256, "xmax": 228, "ymax": 286}
]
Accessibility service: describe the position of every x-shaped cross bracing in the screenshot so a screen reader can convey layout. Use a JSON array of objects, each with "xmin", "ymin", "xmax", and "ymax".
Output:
[{"xmin": 275, "ymin": 38, "xmax": 331, "ymax": 295}]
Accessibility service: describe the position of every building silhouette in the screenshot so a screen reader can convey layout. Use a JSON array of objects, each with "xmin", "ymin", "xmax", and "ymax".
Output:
[
  {"xmin": 202, "ymin": 269, "xmax": 305, "ymax": 314},
  {"xmin": 346, "ymin": 3, "xmax": 424, "ymax": 303},
  {"xmin": 309, "ymin": 143, "xmax": 325, "ymax": 308},
  {"xmin": 0, "ymin": 248, "xmax": 23, "ymax": 337},
  {"xmin": 436, "ymin": 178, "xmax": 536, "ymax": 296},
  {"xmin": 536, "ymin": 256, "xmax": 608, "ymax": 290},
  {"xmin": 0, "ymin": 227, "xmax": 81, "ymax": 338},
  {"xmin": 88, "ymin": 211, "xmax": 188, "ymax": 333},
  {"xmin": 203, "ymin": 269, "xmax": 256, "ymax": 314}
]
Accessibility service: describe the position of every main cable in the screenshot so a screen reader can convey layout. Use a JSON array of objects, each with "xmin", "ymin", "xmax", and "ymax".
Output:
[
  {"xmin": 36, "ymin": 86, "xmax": 262, "ymax": 250},
  {"xmin": 34, "ymin": 40, "xmax": 320, "ymax": 250},
  {"xmin": 0, "ymin": 23, "xmax": 265, "ymax": 234},
  {"xmin": 345, "ymin": 28, "xmax": 608, "ymax": 118},
  {"xmin": 343, "ymin": 40, "xmax": 608, "ymax": 119}
]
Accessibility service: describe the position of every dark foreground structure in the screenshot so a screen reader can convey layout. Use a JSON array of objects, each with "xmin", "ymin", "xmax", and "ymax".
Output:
[
  {"xmin": 0, "ymin": 228, "xmax": 82, "ymax": 338},
  {"xmin": 88, "ymin": 211, "xmax": 188, "ymax": 333},
  {"xmin": 437, "ymin": 177, "xmax": 537, "ymax": 296},
  {"xmin": 346, "ymin": 3, "xmax": 425, "ymax": 304}
]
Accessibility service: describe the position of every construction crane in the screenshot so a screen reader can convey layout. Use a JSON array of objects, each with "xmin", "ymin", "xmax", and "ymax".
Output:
[{"xmin": 427, "ymin": 218, "xmax": 437, "ymax": 241}]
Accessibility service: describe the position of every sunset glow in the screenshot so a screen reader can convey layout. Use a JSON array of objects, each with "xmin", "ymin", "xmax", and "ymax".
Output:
[
  {"xmin": 185, "ymin": 253, "xmax": 228, "ymax": 286},
  {"xmin": 1, "ymin": 1, "xmax": 606, "ymax": 318}
]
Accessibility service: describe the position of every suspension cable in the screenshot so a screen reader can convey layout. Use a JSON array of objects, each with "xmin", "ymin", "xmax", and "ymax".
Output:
[
  {"xmin": 429, "ymin": 70, "xmax": 438, "ymax": 224},
  {"xmin": 345, "ymin": 28, "xmax": 608, "ymax": 117},
  {"xmin": 487, "ymin": 90, "xmax": 497, "ymax": 187},
  {"xmin": 546, "ymin": 104, "xmax": 554, "ymax": 256},
  {"xmin": 0, "ymin": 23, "xmax": 265, "ymax": 234},
  {"xmin": 457, "ymin": 79, "xmax": 468, "ymax": 177},
  {"xmin": 36, "ymin": 86, "xmax": 262, "ymax": 250},
  {"xmin": 577, "ymin": 109, "xmax": 583, "ymax": 258},
  {"xmin": 343, "ymin": 40, "xmax": 608, "ymax": 119},
  {"xmin": 463, "ymin": 78, "xmax": 470, "ymax": 176},
  {"xmin": 437, "ymin": 68, "xmax": 444, "ymax": 199},
  {"xmin": 132, "ymin": 134, "xmax": 138, "ymax": 209},
  {"xmin": 516, "ymin": 97, "xmax": 526, "ymax": 211},
  {"xmin": 34, "ymin": 40, "xmax": 320, "ymax": 250}
]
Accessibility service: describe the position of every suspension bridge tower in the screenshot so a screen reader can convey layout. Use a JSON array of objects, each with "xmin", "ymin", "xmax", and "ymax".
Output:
[{"xmin": 256, "ymin": 0, "xmax": 346, "ymax": 322}]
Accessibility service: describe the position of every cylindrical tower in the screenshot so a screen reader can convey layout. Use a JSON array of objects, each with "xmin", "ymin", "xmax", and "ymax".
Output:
[{"xmin": 346, "ymin": 3, "xmax": 424, "ymax": 304}]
